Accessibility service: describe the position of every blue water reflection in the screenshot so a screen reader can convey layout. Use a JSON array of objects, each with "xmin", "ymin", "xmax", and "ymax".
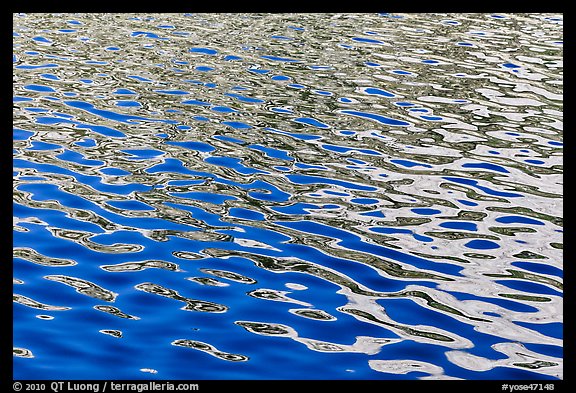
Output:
[{"xmin": 13, "ymin": 12, "xmax": 562, "ymax": 380}]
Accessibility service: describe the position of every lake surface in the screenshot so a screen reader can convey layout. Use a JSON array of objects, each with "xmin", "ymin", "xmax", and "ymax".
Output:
[{"xmin": 13, "ymin": 13, "xmax": 563, "ymax": 380}]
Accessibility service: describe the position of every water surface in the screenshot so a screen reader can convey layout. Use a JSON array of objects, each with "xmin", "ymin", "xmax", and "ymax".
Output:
[{"xmin": 13, "ymin": 13, "xmax": 563, "ymax": 380}]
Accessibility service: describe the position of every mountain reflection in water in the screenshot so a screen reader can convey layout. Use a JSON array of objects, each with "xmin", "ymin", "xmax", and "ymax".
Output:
[{"xmin": 13, "ymin": 13, "xmax": 562, "ymax": 380}]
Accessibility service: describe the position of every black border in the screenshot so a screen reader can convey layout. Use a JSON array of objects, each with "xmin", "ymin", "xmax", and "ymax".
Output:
[{"xmin": 9, "ymin": 4, "xmax": 568, "ymax": 391}]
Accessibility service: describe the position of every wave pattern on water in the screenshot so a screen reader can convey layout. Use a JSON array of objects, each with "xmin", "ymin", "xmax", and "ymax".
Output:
[{"xmin": 13, "ymin": 13, "xmax": 562, "ymax": 380}]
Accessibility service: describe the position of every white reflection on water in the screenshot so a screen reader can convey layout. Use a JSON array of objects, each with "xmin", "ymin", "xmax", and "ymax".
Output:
[{"xmin": 13, "ymin": 13, "xmax": 562, "ymax": 379}]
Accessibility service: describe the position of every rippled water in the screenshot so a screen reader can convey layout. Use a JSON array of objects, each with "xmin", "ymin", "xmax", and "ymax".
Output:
[{"xmin": 13, "ymin": 13, "xmax": 563, "ymax": 380}]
